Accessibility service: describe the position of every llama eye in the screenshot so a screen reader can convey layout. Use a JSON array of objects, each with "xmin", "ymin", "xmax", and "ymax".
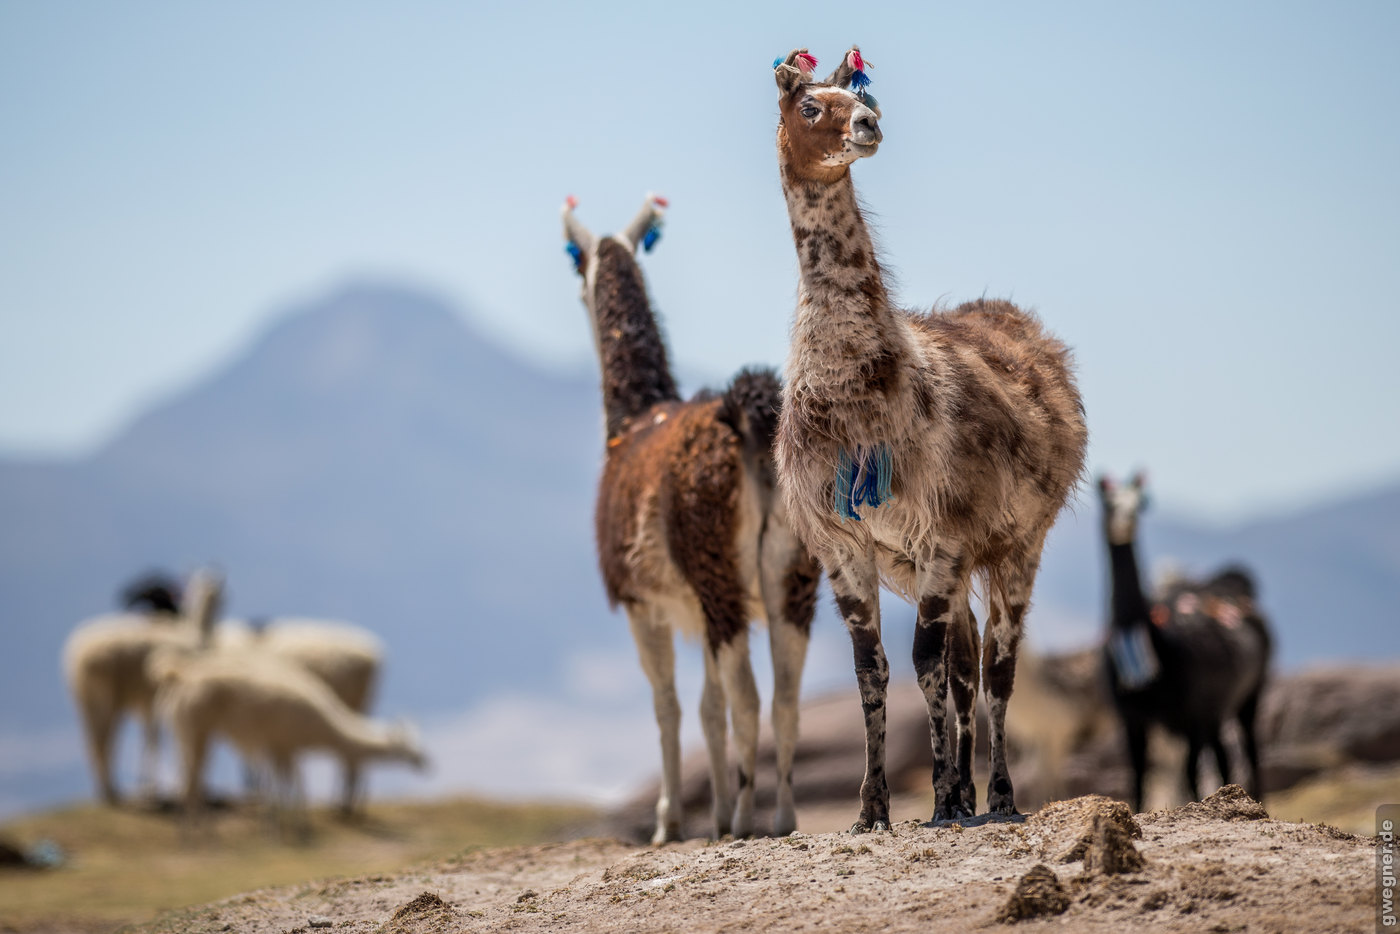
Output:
[{"xmin": 801, "ymin": 106, "xmax": 820, "ymax": 119}]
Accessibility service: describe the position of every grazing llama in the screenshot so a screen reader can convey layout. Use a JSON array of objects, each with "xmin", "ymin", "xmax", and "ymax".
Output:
[
  {"xmin": 562, "ymin": 194, "xmax": 821, "ymax": 842},
  {"xmin": 1098, "ymin": 473, "xmax": 1271, "ymax": 811},
  {"xmin": 771, "ymin": 47, "xmax": 1088, "ymax": 829},
  {"xmin": 150, "ymin": 647, "xmax": 422, "ymax": 834}
]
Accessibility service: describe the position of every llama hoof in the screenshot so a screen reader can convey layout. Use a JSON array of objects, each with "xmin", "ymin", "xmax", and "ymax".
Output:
[
  {"xmin": 773, "ymin": 811, "xmax": 797, "ymax": 837},
  {"xmin": 850, "ymin": 820, "xmax": 874, "ymax": 835},
  {"xmin": 987, "ymin": 798, "xmax": 1018, "ymax": 816},
  {"xmin": 872, "ymin": 820, "xmax": 890, "ymax": 833},
  {"xmin": 651, "ymin": 823, "xmax": 683, "ymax": 845}
]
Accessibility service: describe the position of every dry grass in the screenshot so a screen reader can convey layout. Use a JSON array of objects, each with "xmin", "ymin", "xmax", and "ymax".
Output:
[
  {"xmin": 1267, "ymin": 761, "xmax": 1400, "ymax": 835},
  {"xmin": 0, "ymin": 796, "xmax": 595, "ymax": 933}
]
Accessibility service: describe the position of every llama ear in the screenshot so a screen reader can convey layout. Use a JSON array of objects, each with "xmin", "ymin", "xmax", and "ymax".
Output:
[
  {"xmin": 561, "ymin": 195, "xmax": 595, "ymax": 271},
  {"xmin": 1131, "ymin": 470, "xmax": 1148, "ymax": 491},
  {"xmin": 1098, "ymin": 475, "xmax": 1115, "ymax": 497},
  {"xmin": 774, "ymin": 49, "xmax": 816, "ymax": 96},
  {"xmin": 825, "ymin": 46, "xmax": 870, "ymax": 95},
  {"xmin": 622, "ymin": 193, "xmax": 667, "ymax": 253}
]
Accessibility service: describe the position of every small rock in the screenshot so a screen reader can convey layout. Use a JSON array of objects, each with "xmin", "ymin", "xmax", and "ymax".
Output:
[
  {"xmin": 996, "ymin": 864, "xmax": 1070, "ymax": 923},
  {"xmin": 1082, "ymin": 811, "xmax": 1146, "ymax": 875},
  {"xmin": 728, "ymin": 840, "xmax": 746, "ymax": 849},
  {"xmin": 308, "ymin": 916, "xmax": 332, "ymax": 928},
  {"xmin": 516, "ymin": 889, "xmax": 538, "ymax": 903}
]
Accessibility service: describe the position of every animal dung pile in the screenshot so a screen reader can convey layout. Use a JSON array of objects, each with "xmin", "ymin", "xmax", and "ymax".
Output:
[
  {"xmin": 1173, "ymin": 783, "xmax": 1269, "ymax": 822},
  {"xmin": 995, "ymin": 863, "xmax": 1070, "ymax": 923}
]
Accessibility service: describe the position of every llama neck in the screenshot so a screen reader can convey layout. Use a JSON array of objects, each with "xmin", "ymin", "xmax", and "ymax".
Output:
[
  {"xmin": 1107, "ymin": 540, "xmax": 1150, "ymax": 628},
  {"xmin": 780, "ymin": 166, "xmax": 898, "ymax": 369},
  {"xmin": 328, "ymin": 710, "xmax": 405, "ymax": 763},
  {"xmin": 589, "ymin": 238, "xmax": 680, "ymax": 440}
]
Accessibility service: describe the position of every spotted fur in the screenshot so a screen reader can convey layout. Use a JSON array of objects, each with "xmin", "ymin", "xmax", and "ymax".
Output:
[{"xmin": 771, "ymin": 48, "xmax": 1089, "ymax": 828}]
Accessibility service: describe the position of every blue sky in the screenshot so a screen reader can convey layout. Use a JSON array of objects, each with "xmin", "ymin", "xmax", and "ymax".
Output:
[{"xmin": 2, "ymin": 1, "xmax": 1397, "ymax": 521}]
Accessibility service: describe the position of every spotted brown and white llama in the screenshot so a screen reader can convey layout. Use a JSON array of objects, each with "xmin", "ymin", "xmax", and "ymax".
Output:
[
  {"xmin": 1099, "ymin": 472, "xmax": 1271, "ymax": 811},
  {"xmin": 562, "ymin": 194, "xmax": 820, "ymax": 842},
  {"xmin": 770, "ymin": 48, "xmax": 1088, "ymax": 830}
]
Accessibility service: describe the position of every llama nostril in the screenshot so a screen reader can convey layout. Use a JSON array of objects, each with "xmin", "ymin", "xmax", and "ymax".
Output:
[{"xmin": 854, "ymin": 116, "xmax": 881, "ymax": 143}]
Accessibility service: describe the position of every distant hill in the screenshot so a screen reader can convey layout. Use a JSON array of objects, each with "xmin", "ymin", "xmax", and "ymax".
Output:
[{"xmin": 1, "ymin": 280, "xmax": 1395, "ymax": 815}]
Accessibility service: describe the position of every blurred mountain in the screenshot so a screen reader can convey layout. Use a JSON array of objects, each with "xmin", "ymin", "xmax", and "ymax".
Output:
[
  {"xmin": 0, "ymin": 282, "xmax": 621, "ymax": 742},
  {"xmin": 1, "ymin": 279, "xmax": 1396, "ymax": 814}
]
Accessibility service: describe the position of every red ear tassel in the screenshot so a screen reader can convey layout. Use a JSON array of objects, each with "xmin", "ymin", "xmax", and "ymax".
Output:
[
  {"xmin": 565, "ymin": 195, "xmax": 579, "ymax": 210},
  {"xmin": 847, "ymin": 49, "xmax": 864, "ymax": 71},
  {"xmin": 795, "ymin": 52, "xmax": 817, "ymax": 74},
  {"xmin": 651, "ymin": 195, "xmax": 669, "ymax": 208}
]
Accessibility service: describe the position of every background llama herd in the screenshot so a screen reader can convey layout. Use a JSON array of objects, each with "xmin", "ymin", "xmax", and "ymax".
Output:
[{"xmin": 60, "ymin": 43, "xmax": 1272, "ymax": 840}]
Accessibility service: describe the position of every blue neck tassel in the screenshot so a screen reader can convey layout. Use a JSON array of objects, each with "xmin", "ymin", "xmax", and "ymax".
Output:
[
  {"xmin": 834, "ymin": 443, "xmax": 894, "ymax": 520},
  {"xmin": 642, "ymin": 220, "xmax": 662, "ymax": 253}
]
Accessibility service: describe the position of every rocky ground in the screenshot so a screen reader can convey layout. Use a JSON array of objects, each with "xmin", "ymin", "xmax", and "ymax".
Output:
[{"xmin": 133, "ymin": 787, "xmax": 1376, "ymax": 934}]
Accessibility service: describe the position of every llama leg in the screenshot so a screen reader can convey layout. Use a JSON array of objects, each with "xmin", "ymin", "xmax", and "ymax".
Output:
[
  {"xmin": 178, "ymin": 724, "xmax": 208, "ymax": 835},
  {"xmin": 81, "ymin": 699, "xmax": 120, "ymax": 805},
  {"xmin": 137, "ymin": 703, "xmax": 161, "ymax": 801},
  {"xmin": 761, "ymin": 524, "xmax": 818, "ymax": 837},
  {"xmin": 831, "ymin": 554, "xmax": 888, "ymax": 833},
  {"xmin": 1237, "ymin": 692, "xmax": 1264, "ymax": 801},
  {"xmin": 984, "ymin": 564, "xmax": 1035, "ymax": 815},
  {"xmin": 913, "ymin": 549, "xmax": 965, "ymax": 821},
  {"xmin": 1209, "ymin": 731, "xmax": 1232, "ymax": 793},
  {"xmin": 1126, "ymin": 719, "xmax": 1149, "ymax": 813},
  {"xmin": 699, "ymin": 644, "xmax": 733, "ymax": 838},
  {"xmin": 627, "ymin": 606, "xmax": 683, "ymax": 844},
  {"xmin": 768, "ymin": 618, "xmax": 809, "ymax": 836},
  {"xmin": 716, "ymin": 630, "xmax": 760, "ymax": 838},
  {"xmin": 948, "ymin": 600, "xmax": 981, "ymax": 816},
  {"xmin": 339, "ymin": 760, "xmax": 362, "ymax": 817},
  {"xmin": 1184, "ymin": 736, "xmax": 1203, "ymax": 801}
]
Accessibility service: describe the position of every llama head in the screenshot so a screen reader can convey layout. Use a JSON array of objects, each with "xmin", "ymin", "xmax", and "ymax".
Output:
[
  {"xmin": 561, "ymin": 193, "xmax": 667, "ymax": 335},
  {"xmin": 774, "ymin": 46, "xmax": 882, "ymax": 183},
  {"xmin": 388, "ymin": 719, "xmax": 428, "ymax": 771},
  {"xmin": 182, "ymin": 566, "xmax": 225, "ymax": 643},
  {"xmin": 1098, "ymin": 472, "xmax": 1148, "ymax": 546}
]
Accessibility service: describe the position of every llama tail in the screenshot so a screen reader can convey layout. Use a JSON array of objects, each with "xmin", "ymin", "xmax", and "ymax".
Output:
[{"xmin": 718, "ymin": 367, "xmax": 783, "ymax": 482}]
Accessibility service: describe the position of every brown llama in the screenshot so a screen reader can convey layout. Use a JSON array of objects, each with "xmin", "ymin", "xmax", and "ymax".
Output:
[
  {"xmin": 770, "ymin": 48, "xmax": 1088, "ymax": 830},
  {"xmin": 562, "ymin": 194, "xmax": 820, "ymax": 842}
]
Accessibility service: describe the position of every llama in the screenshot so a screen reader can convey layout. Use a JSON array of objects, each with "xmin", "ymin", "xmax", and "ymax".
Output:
[
  {"xmin": 562, "ymin": 194, "xmax": 821, "ymax": 842},
  {"xmin": 62, "ymin": 568, "xmax": 223, "ymax": 803},
  {"xmin": 770, "ymin": 48, "xmax": 1088, "ymax": 829},
  {"xmin": 216, "ymin": 618, "xmax": 383, "ymax": 813},
  {"xmin": 150, "ymin": 647, "xmax": 422, "ymax": 833},
  {"xmin": 1098, "ymin": 473, "xmax": 1271, "ymax": 811}
]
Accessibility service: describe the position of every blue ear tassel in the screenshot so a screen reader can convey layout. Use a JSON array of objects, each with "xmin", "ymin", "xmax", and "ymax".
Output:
[
  {"xmin": 849, "ymin": 68, "xmax": 871, "ymax": 93},
  {"xmin": 834, "ymin": 443, "xmax": 894, "ymax": 520},
  {"xmin": 565, "ymin": 240, "xmax": 582, "ymax": 269},
  {"xmin": 642, "ymin": 219, "xmax": 663, "ymax": 253}
]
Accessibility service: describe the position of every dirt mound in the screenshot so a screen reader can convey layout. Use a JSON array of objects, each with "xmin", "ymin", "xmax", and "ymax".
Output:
[
  {"xmin": 391, "ymin": 892, "xmax": 451, "ymax": 920},
  {"xmin": 996, "ymin": 863, "xmax": 1069, "ymax": 922},
  {"xmin": 137, "ymin": 795, "xmax": 1374, "ymax": 933},
  {"xmin": 1168, "ymin": 783, "xmax": 1269, "ymax": 822}
]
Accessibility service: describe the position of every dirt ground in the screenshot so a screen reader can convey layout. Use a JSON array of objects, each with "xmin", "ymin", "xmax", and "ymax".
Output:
[{"xmin": 128, "ymin": 786, "xmax": 1376, "ymax": 934}]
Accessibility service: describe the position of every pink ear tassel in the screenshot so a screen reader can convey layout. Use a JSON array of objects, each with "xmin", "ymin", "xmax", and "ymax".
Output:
[
  {"xmin": 796, "ymin": 52, "xmax": 818, "ymax": 74},
  {"xmin": 847, "ymin": 49, "xmax": 865, "ymax": 71},
  {"xmin": 565, "ymin": 195, "xmax": 579, "ymax": 210},
  {"xmin": 651, "ymin": 195, "xmax": 669, "ymax": 208}
]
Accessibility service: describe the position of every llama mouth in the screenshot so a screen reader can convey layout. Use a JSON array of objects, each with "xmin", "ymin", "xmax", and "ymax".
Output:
[{"xmin": 849, "ymin": 141, "xmax": 880, "ymax": 157}]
